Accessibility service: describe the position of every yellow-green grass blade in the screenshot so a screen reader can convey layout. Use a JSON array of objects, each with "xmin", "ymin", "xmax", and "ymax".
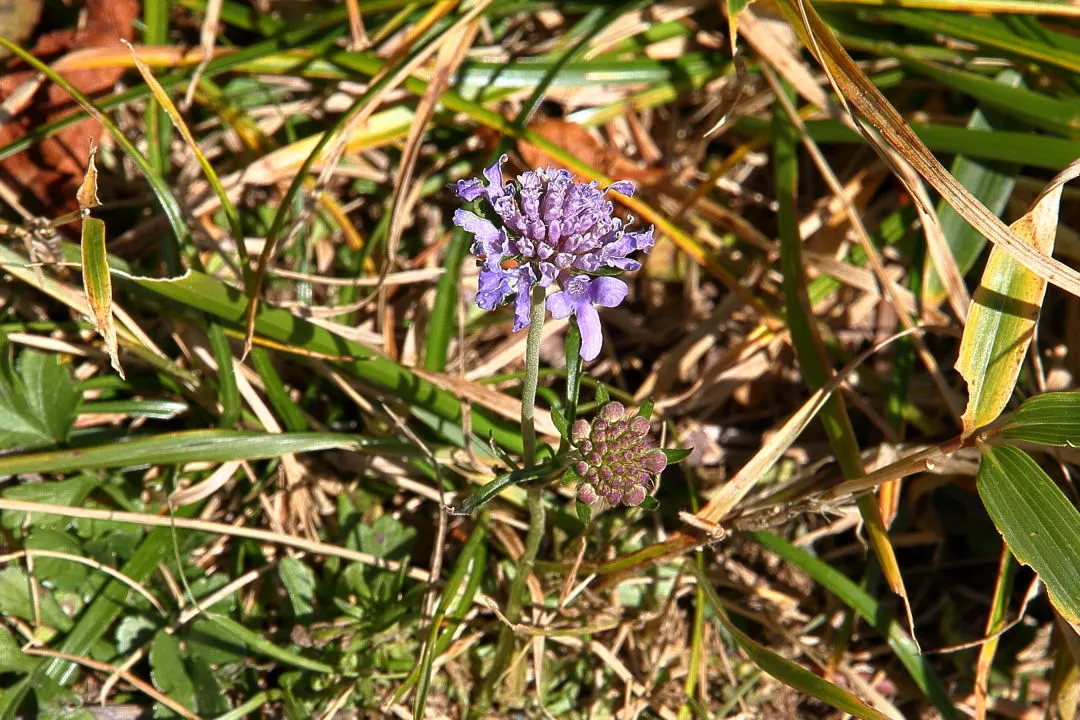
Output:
[
  {"xmin": 956, "ymin": 179, "xmax": 1062, "ymax": 434},
  {"xmin": 79, "ymin": 217, "xmax": 123, "ymax": 379}
]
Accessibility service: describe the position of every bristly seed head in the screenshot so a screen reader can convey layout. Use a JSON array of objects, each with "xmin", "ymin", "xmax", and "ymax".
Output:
[{"xmin": 569, "ymin": 400, "xmax": 666, "ymax": 508}]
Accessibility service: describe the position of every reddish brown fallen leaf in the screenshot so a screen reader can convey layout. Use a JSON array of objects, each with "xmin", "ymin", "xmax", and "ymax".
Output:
[
  {"xmin": 0, "ymin": 0, "xmax": 140, "ymax": 214},
  {"xmin": 517, "ymin": 118, "xmax": 666, "ymax": 187}
]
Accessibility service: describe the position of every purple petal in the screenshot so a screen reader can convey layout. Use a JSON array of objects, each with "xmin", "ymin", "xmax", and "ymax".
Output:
[
  {"xmin": 512, "ymin": 266, "xmax": 537, "ymax": 332},
  {"xmin": 546, "ymin": 290, "xmax": 574, "ymax": 319},
  {"xmin": 455, "ymin": 178, "xmax": 485, "ymax": 201},
  {"xmin": 476, "ymin": 268, "xmax": 514, "ymax": 310},
  {"xmin": 453, "ymin": 209, "xmax": 501, "ymax": 246},
  {"xmin": 482, "ymin": 155, "xmax": 508, "ymax": 200},
  {"xmin": 576, "ymin": 302, "xmax": 603, "ymax": 361},
  {"xmin": 607, "ymin": 180, "xmax": 635, "ymax": 197},
  {"xmin": 588, "ymin": 276, "xmax": 628, "ymax": 308}
]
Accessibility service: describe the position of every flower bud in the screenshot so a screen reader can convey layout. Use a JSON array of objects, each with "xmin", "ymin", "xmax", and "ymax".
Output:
[
  {"xmin": 578, "ymin": 483, "xmax": 598, "ymax": 505},
  {"xmin": 572, "ymin": 419, "xmax": 591, "ymax": 442},
  {"xmin": 629, "ymin": 416, "xmax": 650, "ymax": 435},
  {"xmin": 643, "ymin": 450, "xmax": 667, "ymax": 474},
  {"xmin": 624, "ymin": 485, "xmax": 647, "ymax": 506},
  {"xmin": 599, "ymin": 401, "xmax": 625, "ymax": 423}
]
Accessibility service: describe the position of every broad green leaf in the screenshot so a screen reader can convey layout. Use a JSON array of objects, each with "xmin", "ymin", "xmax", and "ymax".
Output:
[
  {"xmin": 80, "ymin": 217, "xmax": 122, "ymax": 378},
  {"xmin": 190, "ymin": 658, "xmax": 230, "ymax": 715},
  {"xmin": 746, "ymin": 530, "xmax": 961, "ymax": 720},
  {"xmin": 25, "ymin": 530, "xmax": 87, "ymax": 592},
  {"xmin": 691, "ymin": 564, "xmax": 892, "ymax": 720},
  {"xmin": 0, "ymin": 342, "xmax": 79, "ymax": 451},
  {"xmin": 1000, "ymin": 392, "xmax": 1080, "ymax": 446},
  {"xmin": 924, "ymin": 71, "xmax": 1018, "ymax": 309},
  {"xmin": 0, "ymin": 626, "xmax": 33, "ymax": 674},
  {"xmin": 0, "ymin": 567, "xmax": 73, "ymax": 632},
  {"xmin": 956, "ymin": 180, "xmax": 1062, "ymax": 435},
  {"xmin": 977, "ymin": 444, "xmax": 1080, "ymax": 632},
  {"xmin": 0, "ymin": 429, "xmax": 414, "ymax": 476},
  {"xmin": 279, "ymin": 556, "xmax": 315, "ymax": 619},
  {"xmin": 150, "ymin": 630, "xmax": 198, "ymax": 715},
  {"xmin": 18, "ymin": 348, "xmax": 80, "ymax": 446}
]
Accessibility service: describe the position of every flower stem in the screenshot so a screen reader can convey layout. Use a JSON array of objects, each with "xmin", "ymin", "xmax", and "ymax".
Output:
[
  {"xmin": 521, "ymin": 284, "xmax": 547, "ymax": 466},
  {"xmin": 472, "ymin": 287, "xmax": 548, "ymax": 715}
]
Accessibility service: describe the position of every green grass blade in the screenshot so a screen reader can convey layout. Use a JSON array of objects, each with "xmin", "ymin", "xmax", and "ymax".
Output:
[
  {"xmin": 204, "ymin": 614, "xmax": 334, "ymax": 674},
  {"xmin": 691, "ymin": 563, "xmax": 893, "ymax": 720},
  {"xmin": 977, "ymin": 444, "xmax": 1080, "ymax": 631},
  {"xmin": 120, "ymin": 269, "xmax": 523, "ymax": 451},
  {"xmin": 744, "ymin": 530, "xmax": 962, "ymax": 720},
  {"xmin": 0, "ymin": 430, "xmax": 413, "ymax": 476},
  {"xmin": 1000, "ymin": 391, "xmax": 1080, "ymax": 446}
]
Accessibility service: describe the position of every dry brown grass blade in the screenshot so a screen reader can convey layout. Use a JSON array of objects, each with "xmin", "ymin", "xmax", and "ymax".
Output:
[
  {"xmin": 377, "ymin": 12, "xmax": 484, "ymax": 355},
  {"xmin": 762, "ymin": 64, "xmax": 963, "ymax": 425},
  {"xmin": 776, "ymin": 0, "xmax": 1080, "ymax": 300},
  {"xmin": 183, "ymin": 0, "xmax": 222, "ymax": 108},
  {"xmin": 241, "ymin": 0, "xmax": 492, "ymax": 358}
]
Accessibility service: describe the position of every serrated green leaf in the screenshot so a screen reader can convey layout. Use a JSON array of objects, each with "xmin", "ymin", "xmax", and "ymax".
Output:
[
  {"xmin": 150, "ymin": 630, "xmax": 197, "ymax": 717},
  {"xmin": 977, "ymin": 444, "xmax": 1080, "ymax": 631},
  {"xmin": 116, "ymin": 615, "xmax": 158, "ymax": 655},
  {"xmin": 279, "ymin": 555, "xmax": 315, "ymax": 619},
  {"xmin": 25, "ymin": 530, "xmax": 86, "ymax": 592},
  {"xmin": 190, "ymin": 657, "xmax": 230, "ymax": 715},
  {"xmin": 1000, "ymin": 392, "xmax": 1080, "ymax": 447},
  {"xmin": 639, "ymin": 496, "xmax": 660, "ymax": 511},
  {"xmin": 1, "ymin": 475, "xmax": 100, "ymax": 530},
  {"xmin": 636, "ymin": 397, "xmax": 654, "ymax": 419},
  {"xmin": 595, "ymin": 383, "xmax": 610, "ymax": 406}
]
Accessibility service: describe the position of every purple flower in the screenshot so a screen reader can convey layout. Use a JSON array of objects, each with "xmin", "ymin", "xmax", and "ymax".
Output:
[
  {"xmin": 546, "ymin": 275, "xmax": 627, "ymax": 361},
  {"xmin": 452, "ymin": 155, "xmax": 654, "ymax": 359}
]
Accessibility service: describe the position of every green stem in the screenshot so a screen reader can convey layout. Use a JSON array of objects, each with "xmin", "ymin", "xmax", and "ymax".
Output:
[
  {"xmin": 521, "ymin": 285, "xmax": 547, "ymax": 465},
  {"xmin": 473, "ymin": 287, "xmax": 548, "ymax": 715}
]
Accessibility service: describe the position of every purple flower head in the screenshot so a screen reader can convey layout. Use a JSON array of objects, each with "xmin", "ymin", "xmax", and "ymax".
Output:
[{"xmin": 453, "ymin": 155, "xmax": 654, "ymax": 358}]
